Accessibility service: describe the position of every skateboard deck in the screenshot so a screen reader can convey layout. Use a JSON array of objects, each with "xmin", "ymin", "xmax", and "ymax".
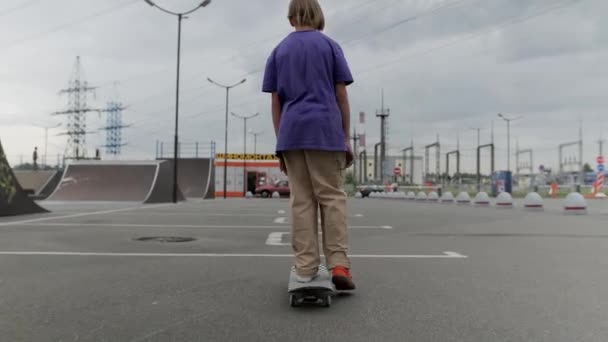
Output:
[{"xmin": 288, "ymin": 265, "xmax": 335, "ymax": 307}]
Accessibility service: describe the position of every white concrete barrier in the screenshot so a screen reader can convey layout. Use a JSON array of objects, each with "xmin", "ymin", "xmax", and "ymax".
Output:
[
  {"xmin": 416, "ymin": 191, "xmax": 428, "ymax": 201},
  {"xmin": 523, "ymin": 192, "xmax": 544, "ymax": 211},
  {"xmin": 456, "ymin": 192, "xmax": 471, "ymax": 205},
  {"xmin": 473, "ymin": 192, "xmax": 491, "ymax": 207},
  {"xmin": 440, "ymin": 191, "xmax": 455, "ymax": 204},
  {"xmin": 272, "ymin": 191, "xmax": 281, "ymax": 199},
  {"xmin": 407, "ymin": 192, "xmax": 416, "ymax": 201},
  {"xmin": 245, "ymin": 191, "xmax": 253, "ymax": 198},
  {"xmin": 355, "ymin": 192, "xmax": 363, "ymax": 199},
  {"xmin": 563, "ymin": 192, "xmax": 587, "ymax": 215},
  {"xmin": 427, "ymin": 191, "xmax": 439, "ymax": 203},
  {"xmin": 495, "ymin": 192, "xmax": 514, "ymax": 208}
]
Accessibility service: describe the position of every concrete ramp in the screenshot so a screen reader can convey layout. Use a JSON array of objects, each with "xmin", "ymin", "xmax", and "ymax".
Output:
[
  {"xmin": 144, "ymin": 161, "xmax": 185, "ymax": 204},
  {"xmin": 160, "ymin": 158, "xmax": 215, "ymax": 199},
  {"xmin": 14, "ymin": 170, "xmax": 61, "ymax": 198},
  {"xmin": 0, "ymin": 140, "xmax": 49, "ymax": 216},
  {"xmin": 48, "ymin": 161, "xmax": 184, "ymax": 203},
  {"xmin": 37, "ymin": 171, "xmax": 63, "ymax": 199}
]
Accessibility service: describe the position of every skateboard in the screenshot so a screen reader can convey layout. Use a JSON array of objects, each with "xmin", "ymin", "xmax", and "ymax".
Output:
[{"xmin": 288, "ymin": 265, "xmax": 335, "ymax": 308}]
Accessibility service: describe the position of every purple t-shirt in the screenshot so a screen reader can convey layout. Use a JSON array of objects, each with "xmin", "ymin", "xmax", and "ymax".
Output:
[{"xmin": 262, "ymin": 30, "xmax": 353, "ymax": 153}]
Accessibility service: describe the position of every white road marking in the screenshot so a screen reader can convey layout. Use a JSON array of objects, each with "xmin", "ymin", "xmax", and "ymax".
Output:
[
  {"xmin": 108, "ymin": 212, "xmax": 288, "ymax": 218},
  {"xmin": 25, "ymin": 223, "xmax": 392, "ymax": 229},
  {"xmin": 0, "ymin": 204, "xmax": 174, "ymax": 227},
  {"xmin": 443, "ymin": 251, "xmax": 467, "ymax": 258},
  {"xmin": 273, "ymin": 217, "xmax": 288, "ymax": 224},
  {"xmin": 265, "ymin": 232, "xmax": 288, "ymax": 246},
  {"xmin": 277, "ymin": 210, "xmax": 286, "ymax": 214},
  {"xmin": 354, "ymin": 214, "xmax": 364, "ymax": 217},
  {"xmin": 264, "ymin": 232, "xmax": 335, "ymax": 246},
  {"xmin": 0, "ymin": 251, "xmax": 468, "ymax": 258}
]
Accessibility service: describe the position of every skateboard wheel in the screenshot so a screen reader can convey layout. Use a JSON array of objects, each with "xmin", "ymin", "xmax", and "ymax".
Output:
[
  {"xmin": 322, "ymin": 295, "xmax": 331, "ymax": 308},
  {"xmin": 289, "ymin": 294, "xmax": 299, "ymax": 307}
]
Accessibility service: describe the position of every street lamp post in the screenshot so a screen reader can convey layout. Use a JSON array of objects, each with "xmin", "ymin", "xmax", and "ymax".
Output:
[
  {"xmin": 143, "ymin": 0, "xmax": 212, "ymax": 203},
  {"xmin": 498, "ymin": 113, "xmax": 522, "ymax": 173},
  {"xmin": 207, "ymin": 77, "xmax": 247, "ymax": 199},
  {"xmin": 232, "ymin": 112, "xmax": 259, "ymax": 196},
  {"xmin": 249, "ymin": 131, "xmax": 263, "ymax": 156},
  {"xmin": 34, "ymin": 123, "xmax": 61, "ymax": 167}
]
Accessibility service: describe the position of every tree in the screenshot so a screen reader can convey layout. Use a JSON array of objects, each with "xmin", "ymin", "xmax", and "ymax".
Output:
[
  {"xmin": 583, "ymin": 163, "xmax": 593, "ymax": 173},
  {"xmin": 344, "ymin": 171, "xmax": 355, "ymax": 185}
]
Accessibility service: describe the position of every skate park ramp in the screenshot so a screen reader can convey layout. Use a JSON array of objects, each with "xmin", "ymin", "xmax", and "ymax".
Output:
[
  {"xmin": 13, "ymin": 170, "xmax": 61, "ymax": 199},
  {"xmin": 48, "ymin": 160, "xmax": 184, "ymax": 203},
  {"xmin": 160, "ymin": 158, "xmax": 215, "ymax": 199},
  {"xmin": 0, "ymin": 140, "xmax": 49, "ymax": 216},
  {"xmin": 37, "ymin": 171, "xmax": 63, "ymax": 199}
]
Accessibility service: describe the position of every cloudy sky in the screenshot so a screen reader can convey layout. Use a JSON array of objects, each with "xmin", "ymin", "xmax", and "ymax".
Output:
[{"xmin": 1, "ymin": 0, "xmax": 606, "ymax": 174}]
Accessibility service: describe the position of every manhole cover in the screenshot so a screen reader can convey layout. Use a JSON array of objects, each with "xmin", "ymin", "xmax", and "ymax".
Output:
[{"xmin": 135, "ymin": 236, "xmax": 196, "ymax": 243}]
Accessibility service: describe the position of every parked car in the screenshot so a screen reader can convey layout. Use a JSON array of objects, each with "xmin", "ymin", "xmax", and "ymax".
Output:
[
  {"xmin": 255, "ymin": 179, "xmax": 290, "ymax": 198},
  {"xmin": 358, "ymin": 185, "xmax": 384, "ymax": 197}
]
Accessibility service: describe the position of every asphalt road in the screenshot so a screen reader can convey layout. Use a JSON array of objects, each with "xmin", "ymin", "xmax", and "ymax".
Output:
[{"xmin": 0, "ymin": 197, "xmax": 607, "ymax": 341}]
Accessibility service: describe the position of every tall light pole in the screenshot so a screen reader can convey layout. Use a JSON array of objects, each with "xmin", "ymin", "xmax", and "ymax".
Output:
[
  {"xmin": 468, "ymin": 127, "xmax": 481, "ymax": 149},
  {"xmin": 232, "ymin": 112, "xmax": 259, "ymax": 196},
  {"xmin": 249, "ymin": 130, "xmax": 263, "ymax": 156},
  {"xmin": 498, "ymin": 113, "xmax": 522, "ymax": 173},
  {"xmin": 34, "ymin": 123, "xmax": 61, "ymax": 167},
  {"xmin": 144, "ymin": 0, "xmax": 212, "ymax": 203},
  {"xmin": 207, "ymin": 77, "xmax": 247, "ymax": 199}
]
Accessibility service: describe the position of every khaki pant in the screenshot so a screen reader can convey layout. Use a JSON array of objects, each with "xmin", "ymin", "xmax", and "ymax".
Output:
[{"xmin": 282, "ymin": 150, "xmax": 351, "ymax": 277}]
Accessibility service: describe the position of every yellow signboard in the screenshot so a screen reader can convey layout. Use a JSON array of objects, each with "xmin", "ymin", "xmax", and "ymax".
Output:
[{"xmin": 215, "ymin": 153, "xmax": 279, "ymax": 161}]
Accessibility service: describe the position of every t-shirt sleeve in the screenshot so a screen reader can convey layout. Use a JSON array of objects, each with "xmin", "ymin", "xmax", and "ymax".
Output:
[
  {"xmin": 262, "ymin": 50, "xmax": 277, "ymax": 93},
  {"xmin": 333, "ymin": 43, "xmax": 354, "ymax": 86}
]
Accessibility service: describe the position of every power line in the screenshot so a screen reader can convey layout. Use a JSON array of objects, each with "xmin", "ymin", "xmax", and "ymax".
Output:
[
  {"xmin": 94, "ymin": 0, "xmax": 395, "ymax": 91},
  {"xmin": 93, "ymin": 0, "xmax": 402, "ymax": 117},
  {"xmin": 342, "ymin": 0, "xmax": 476, "ymax": 45},
  {"xmin": 96, "ymin": 0, "xmax": 394, "ymax": 107},
  {"xmin": 0, "ymin": 0, "xmax": 42, "ymax": 17},
  {"xmin": 233, "ymin": 0, "xmax": 484, "ymax": 80},
  {"xmin": 4, "ymin": 0, "xmax": 139, "ymax": 49},
  {"xmin": 356, "ymin": 0, "xmax": 581, "ymax": 76}
]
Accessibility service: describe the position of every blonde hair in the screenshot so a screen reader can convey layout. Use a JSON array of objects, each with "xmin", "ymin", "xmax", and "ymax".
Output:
[{"xmin": 288, "ymin": 0, "xmax": 325, "ymax": 31}]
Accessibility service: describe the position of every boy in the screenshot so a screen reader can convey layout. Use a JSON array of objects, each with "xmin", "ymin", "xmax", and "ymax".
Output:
[{"xmin": 262, "ymin": 0, "xmax": 355, "ymax": 290}]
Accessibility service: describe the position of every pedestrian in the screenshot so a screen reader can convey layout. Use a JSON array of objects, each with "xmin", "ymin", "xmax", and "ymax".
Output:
[
  {"xmin": 262, "ymin": 0, "xmax": 355, "ymax": 290},
  {"xmin": 33, "ymin": 147, "xmax": 38, "ymax": 170}
]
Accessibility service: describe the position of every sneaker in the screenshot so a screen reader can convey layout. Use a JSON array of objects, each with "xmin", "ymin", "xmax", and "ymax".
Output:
[
  {"xmin": 332, "ymin": 266, "xmax": 356, "ymax": 290},
  {"xmin": 295, "ymin": 273, "xmax": 316, "ymax": 283}
]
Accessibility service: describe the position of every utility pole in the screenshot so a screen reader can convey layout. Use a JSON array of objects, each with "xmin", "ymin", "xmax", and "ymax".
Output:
[
  {"xmin": 469, "ymin": 127, "xmax": 481, "ymax": 151},
  {"xmin": 498, "ymin": 113, "xmax": 522, "ymax": 173},
  {"xmin": 143, "ymin": 0, "xmax": 212, "ymax": 203},
  {"xmin": 402, "ymin": 140, "xmax": 414, "ymax": 185},
  {"xmin": 579, "ymin": 121, "xmax": 584, "ymax": 187},
  {"xmin": 351, "ymin": 128, "xmax": 360, "ymax": 185},
  {"xmin": 52, "ymin": 56, "xmax": 100, "ymax": 160},
  {"xmin": 34, "ymin": 123, "xmax": 61, "ymax": 167},
  {"xmin": 375, "ymin": 89, "xmax": 390, "ymax": 184},
  {"xmin": 99, "ymin": 85, "xmax": 130, "ymax": 157},
  {"xmin": 424, "ymin": 136, "xmax": 440, "ymax": 184},
  {"xmin": 250, "ymin": 131, "xmax": 263, "ymax": 156},
  {"xmin": 208, "ymin": 77, "xmax": 247, "ymax": 199},
  {"xmin": 231, "ymin": 112, "xmax": 259, "ymax": 196}
]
